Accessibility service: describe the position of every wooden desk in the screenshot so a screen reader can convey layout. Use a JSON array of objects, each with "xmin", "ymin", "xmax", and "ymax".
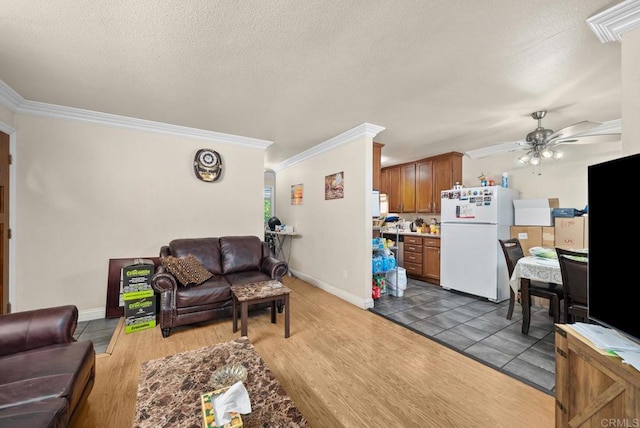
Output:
[{"xmin": 555, "ymin": 325, "xmax": 640, "ymax": 427}]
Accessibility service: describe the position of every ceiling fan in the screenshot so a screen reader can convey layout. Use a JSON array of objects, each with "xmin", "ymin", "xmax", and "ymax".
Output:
[{"xmin": 465, "ymin": 110, "xmax": 622, "ymax": 165}]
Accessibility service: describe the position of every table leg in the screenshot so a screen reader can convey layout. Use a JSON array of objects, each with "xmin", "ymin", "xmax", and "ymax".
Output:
[
  {"xmin": 521, "ymin": 278, "xmax": 531, "ymax": 334},
  {"xmin": 232, "ymin": 295, "xmax": 238, "ymax": 333},
  {"xmin": 271, "ymin": 300, "xmax": 277, "ymax": 323},
  {"xmin": 241, "ymin": 302, "xmax": 248, "ymax": 337},
  {"xmin": 284, "ymin": 293, "xmax": 290, "ymax": 338}
]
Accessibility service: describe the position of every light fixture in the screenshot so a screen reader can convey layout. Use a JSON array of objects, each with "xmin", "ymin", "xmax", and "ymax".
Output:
[{"xmin": 517, "ymin": 142, "xmax": 564, "ymax": 166}]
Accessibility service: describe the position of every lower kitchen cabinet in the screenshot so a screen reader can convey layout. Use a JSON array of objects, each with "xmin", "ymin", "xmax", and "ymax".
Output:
[
  {"xmin": 403, "ymin": 235, "xmax": 441, "ymax": 285},
  {"xmin": 403, "ymin": 236, "xmax": 423, "ymax": 277},
  {"xmin": 422, "ymin": 237, "xmax": 440, "ymax": 284}
]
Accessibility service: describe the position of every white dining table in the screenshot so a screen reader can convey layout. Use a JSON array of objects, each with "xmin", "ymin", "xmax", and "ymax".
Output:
[
  {"xmin": 509, "ymin": 256, "xmax": 562, "ymax": 292},
  {"xmin": 509, "ymin": 256, "xmax": 562, "ymax": 334}
]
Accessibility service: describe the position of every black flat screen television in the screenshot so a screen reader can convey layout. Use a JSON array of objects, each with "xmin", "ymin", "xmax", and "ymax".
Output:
[{"xmin": 588, "ymin": 152, "xmax": 640, "ymax": 344}]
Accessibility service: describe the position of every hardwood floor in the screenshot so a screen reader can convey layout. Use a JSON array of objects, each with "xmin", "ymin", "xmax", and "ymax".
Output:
[{"xmin": 73, "ymin": 276, "xmax": 554, "ymax": 427}]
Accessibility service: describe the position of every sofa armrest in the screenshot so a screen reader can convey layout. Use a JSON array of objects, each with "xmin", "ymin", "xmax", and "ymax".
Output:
[
  {"xmin": 0, "ymin": 305, "xmax": 78, "ymax": 357},
  {"xmin": 151, "ymin": 267, "xmax": 178, "ymax": 293},
  {"xmin": 260, "ymin": 256, "xmax": 288, "ymax": 280}
]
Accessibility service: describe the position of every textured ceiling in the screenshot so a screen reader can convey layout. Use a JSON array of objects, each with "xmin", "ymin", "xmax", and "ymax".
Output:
[{"xmin": 0, "ymin": 0, "xmax": 622, "ymax": 168}]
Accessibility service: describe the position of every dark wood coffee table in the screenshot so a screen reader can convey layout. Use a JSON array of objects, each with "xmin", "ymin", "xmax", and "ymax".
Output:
[{"xmin": 231, "ymin": 280, "xmax": 291, "ymax": 338}]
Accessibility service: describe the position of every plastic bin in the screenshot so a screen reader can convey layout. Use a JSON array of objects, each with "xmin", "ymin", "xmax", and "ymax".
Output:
[{"xmin": 386, "ymin": 267, "xmax": 407, "ymax": 290}]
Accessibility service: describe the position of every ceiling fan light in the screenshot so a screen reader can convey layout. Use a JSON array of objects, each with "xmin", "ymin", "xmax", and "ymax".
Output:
[
  {"xmin": 553, "ymin": 151, "xmax": 564, "ymax": 159},
  {"xmin": 518, "ymin": 154, "xmax": 530, "ymax": 164},
  {"xmin": 540, "ymin": 148, "xmax": 553, "ymax": 158},
  {"xmin": 529, "ymin": 155, "xmax": 541, "ymax": 166}
]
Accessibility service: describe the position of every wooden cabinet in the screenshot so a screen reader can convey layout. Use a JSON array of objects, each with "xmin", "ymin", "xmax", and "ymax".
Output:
[
  {"xmin": 373, "ymin": 142, "xmax": 384, "ymax": 190},
  {"xmin": 403, "ymin": 236, "xmax": 423, "ymax": 277},
  {"xmin": 422, "ymin": 237, "xmax": 440, "ymax": 284},
  {"xmin": 555, "ymin": 325, "xmax": 640, "ymax": 427},
  {"xmin": 381, "ymin": 152, "xmax": 462, "ymax": 214},
  {"xmin": 400, "ymin": 164, "xmax": 416, "ymax": 212},
  {"xmin": 416, "ymin": 160, "xmax": 434, "ymax": 213},
  {"xmin": 433, "ymin": 153, "xmax": 463, "ymax": 213}
]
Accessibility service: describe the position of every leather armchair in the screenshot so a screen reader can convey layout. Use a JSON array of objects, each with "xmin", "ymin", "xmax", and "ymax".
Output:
[{"xmin": 0, "ymin": 305, "xmax": 95, "ymax": 427}]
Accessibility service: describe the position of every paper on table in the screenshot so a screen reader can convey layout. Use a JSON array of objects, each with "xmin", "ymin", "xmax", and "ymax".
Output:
[
  {"xmin": 571, "ymin": 322, "xmax": 640, "ymax": 352},
  {"xmin": 614, "ymin": 350, "xmax": 640, "ymax": 372}
]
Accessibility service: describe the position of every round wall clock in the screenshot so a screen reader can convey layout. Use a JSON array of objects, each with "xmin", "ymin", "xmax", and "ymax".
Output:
[{"xmin": 194, "ymin": 149, "xmax": 223, "ymax": 182}]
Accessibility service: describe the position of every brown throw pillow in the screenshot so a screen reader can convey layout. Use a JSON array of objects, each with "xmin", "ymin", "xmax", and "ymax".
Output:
[
  {"xmin": 160, "ymin": 255, "xmax": 213, "ymax": 286},
  {"xmin": 180, "ymin": 254, "xmax": 214, "ymax": 285}
]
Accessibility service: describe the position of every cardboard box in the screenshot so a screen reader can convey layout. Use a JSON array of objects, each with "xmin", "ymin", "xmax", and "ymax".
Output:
[
  {"xmin": 513, "ymin": 198, "xmax": 560, "ymax": 226},
  {"xmin": 510, "ymin": 226, "xmax": 555, "ymax": 255},
  {"xmin": 555, "ymin": 216, "xmax": 589, "ymax": 250}
]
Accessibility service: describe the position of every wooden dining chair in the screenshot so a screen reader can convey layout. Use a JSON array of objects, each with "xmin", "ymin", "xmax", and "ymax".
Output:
[
  {"xmin": 556, "ymin": 247, "xmax": 588, "ymax": 324},
  {"xmin": 499, "ymin": 238, "xmax": 564, "ymax": 323}
]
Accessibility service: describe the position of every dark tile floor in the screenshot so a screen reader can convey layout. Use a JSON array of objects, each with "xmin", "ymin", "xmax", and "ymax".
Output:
[
  {"xmin": 370, "ymin": 278, "xmax": 556, "ymax": 395},
  {"xmin": 74, "ymin": 317, "xmax": 121, "ymax": 354}
]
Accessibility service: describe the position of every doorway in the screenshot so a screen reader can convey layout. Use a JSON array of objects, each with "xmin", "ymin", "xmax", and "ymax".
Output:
[{"xmin": 0, "ymin": 131, "xmax": 9, "ymax": 314}]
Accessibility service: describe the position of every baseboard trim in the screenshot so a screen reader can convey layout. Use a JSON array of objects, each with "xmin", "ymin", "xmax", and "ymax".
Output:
[
  {"xmin": 288, "ymin": 269, "xmax": 369, "ymax": 309},
  {"xmin": 78, "ymin": 307, "xmax": 106, "ymax": 322}
]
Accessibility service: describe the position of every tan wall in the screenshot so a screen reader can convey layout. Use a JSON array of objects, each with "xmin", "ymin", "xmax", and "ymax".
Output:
[
  {"xmin": 622, "ymin": 28, "xmax": 640, "ymax": 156},
  {"xmin": 14, "ymin": 114, "xmax": 265, "ymax": 317},
  {"xmin": 274, "ymin": 130, "xmax": 374, "ymax": 308},
  {"xmin": 0, "ymin": 104, "xmax": 14, "ymax": 129}
]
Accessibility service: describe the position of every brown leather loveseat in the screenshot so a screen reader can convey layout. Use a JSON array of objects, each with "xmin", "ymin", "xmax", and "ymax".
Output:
[
  {"xmin": 0, "ymin": 305, "xmax": 96, "ymax": 427},
  {"xmin": 151, "ymin": 236, "xmax": 288, "ymax": 338}
]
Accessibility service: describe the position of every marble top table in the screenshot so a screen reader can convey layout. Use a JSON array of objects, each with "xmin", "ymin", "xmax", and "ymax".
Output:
[
  {"xmin": 134, "ymin": 336, "xmax": 308, "ymax": 427},
  {"xmin": 231, "ymin": 280, "xmax": 291, "ymax": 338}
]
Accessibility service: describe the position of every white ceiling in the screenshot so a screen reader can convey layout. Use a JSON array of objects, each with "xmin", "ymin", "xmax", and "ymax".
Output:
[{"xmin": 0, "ymin": 0, "xmax": 624, "ymax": 168}]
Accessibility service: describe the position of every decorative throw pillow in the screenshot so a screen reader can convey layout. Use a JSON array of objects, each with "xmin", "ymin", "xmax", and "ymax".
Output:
[
  {"xmin": 160, "ymin": 255, "xmax": 213, "ymax": 286},
  {"xmin": 180, "ymin": 254, "xmax": 214, "ymax": 285}
]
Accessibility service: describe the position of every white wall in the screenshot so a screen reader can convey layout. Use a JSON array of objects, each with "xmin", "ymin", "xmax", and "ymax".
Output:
[
  {"xmin": 14, "ymin": 114, "xmax": 266, "ymax": 317},
  {"xmin": 274, "ymin": 125, "xmax": 379, "ymax": 309},
  {"xmin": 622, "ymin": 28, "xmax": 640, "ymax": 156}
]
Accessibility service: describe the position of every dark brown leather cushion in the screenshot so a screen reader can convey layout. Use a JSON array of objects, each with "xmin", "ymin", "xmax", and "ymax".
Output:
[
  {"xmin": 0, "ymin": 341, "xmax": 94, "ymax": 414},
  {"xmin": 168, "ymin": 238, "xmax": 224, "ymax": 275},
  {"xmin": 220, "ymin": 236, "xmax": 263, "ymax": 274}
]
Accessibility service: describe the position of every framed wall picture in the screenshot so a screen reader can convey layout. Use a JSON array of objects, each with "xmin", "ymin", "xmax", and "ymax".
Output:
[
  {"xmin": 291, "ymin": 184, "xmax": 303, "ymax": 205},
  {"xmin": 325, "ymin": 171, "xmax": 344, "ymax": 200}
]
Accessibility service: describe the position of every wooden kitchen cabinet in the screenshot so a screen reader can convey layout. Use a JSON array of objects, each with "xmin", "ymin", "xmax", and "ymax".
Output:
[
  {"xmin": 416, "ymin": 160, "xmax": 434, "ymax": 213},
  {"xmin": 433, "ymin": 153, "xmax": 463, "ymax": 213},
  {"xmin": 400, "ymin": 164, "xmax": 416, "ymax": 212},
  {"xmin": 373, "ymin": 142, "xmax": 384, "ymax": 190},
  {"xmin": 422, "ymin": 237, "xmax": 440, "ymax": 284},
  {"xmin": 403, "ymin": 236, "xmax": 423, "ymax": 277},
  {"xmin": 381, "ymin": 152, "xmax": 462, "ymax": 214}
]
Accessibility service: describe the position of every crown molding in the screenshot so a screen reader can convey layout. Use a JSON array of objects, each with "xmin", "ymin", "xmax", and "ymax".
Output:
[
  {"xmin": 587, "ymin": 0, "xmax": 640, "ymax": 43},
  {"xmin": 0, "ymin": 80, "xmax": 24, "ymax": 112},
  {"xmin": 17, "ymin": 100, "xmax": 272, "ymax": 149},
  {"xmin": 272, "ymin": 123, "xmax": 385, "ymax": 172},
  {"xmin": 0, "ymin": 79, "xmax": 272, "ymax": 149}
]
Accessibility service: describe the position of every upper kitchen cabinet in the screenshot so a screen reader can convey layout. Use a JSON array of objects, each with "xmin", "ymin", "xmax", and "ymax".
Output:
[
  {"xmin": 416, "ymin": 160, "xmax": 434, "ymax": 213},
  {"xmin": 373, "ymin": 142, "xmax": 384, "ymax": 190},
  {"xmin": 381, "ymin": 152, "xmax": 462, "ymax": 214},
  {"xmin": 381, "ymin": 163, "xmax": 415, "ymax": 213},
  {"xmin": 432, "ymin": 152, "xmax": 462, "ymax": 213}
]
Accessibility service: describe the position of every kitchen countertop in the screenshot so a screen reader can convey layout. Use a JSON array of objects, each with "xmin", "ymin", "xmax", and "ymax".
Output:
[{"xmin": 380, "ymin": 230, "xmax": 441, "ymax": 238}]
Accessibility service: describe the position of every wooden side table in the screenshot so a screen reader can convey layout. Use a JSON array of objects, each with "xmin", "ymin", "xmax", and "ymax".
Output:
[{"xmin": 231, "ymin": 280, "xmax": 291, "ymax": 338}]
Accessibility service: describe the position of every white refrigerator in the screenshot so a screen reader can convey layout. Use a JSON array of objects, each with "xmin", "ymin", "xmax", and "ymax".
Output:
[{"xmin": 440, "ymin": 185, "xmax": 520, "ymax": 302}]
